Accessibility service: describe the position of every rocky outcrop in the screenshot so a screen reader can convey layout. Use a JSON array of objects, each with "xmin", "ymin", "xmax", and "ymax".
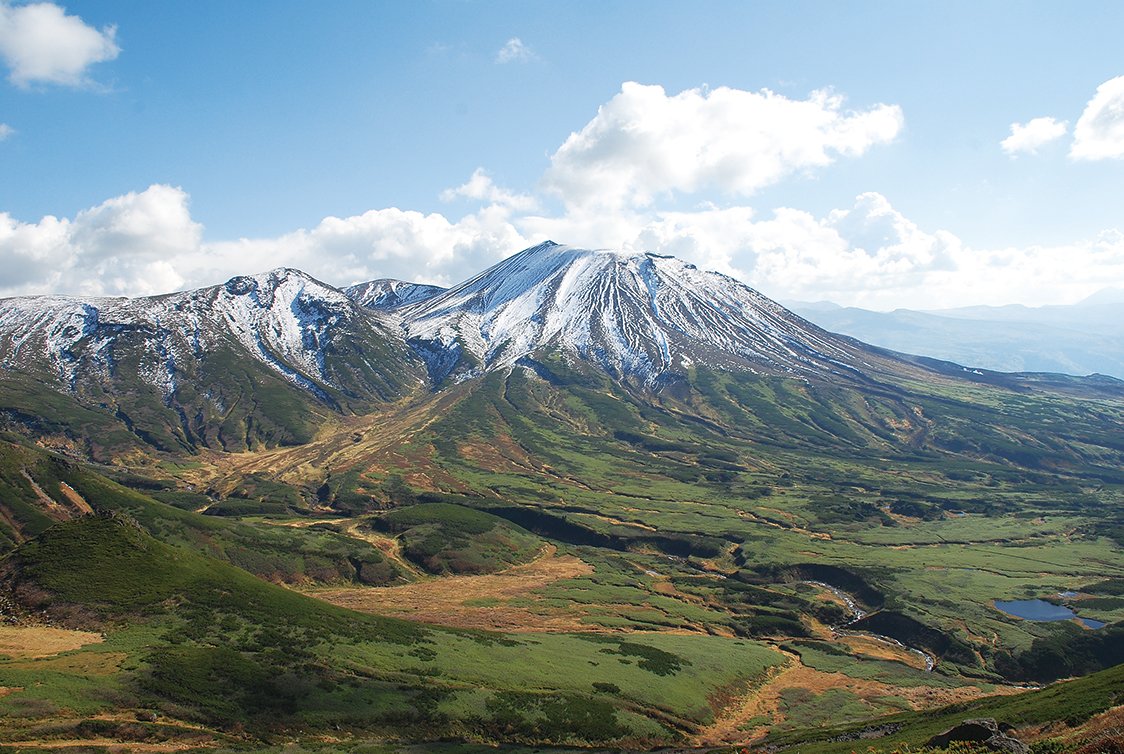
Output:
[{"xmin": 926, "ymin": 718, "xmax": 1029, "ymax": 753}]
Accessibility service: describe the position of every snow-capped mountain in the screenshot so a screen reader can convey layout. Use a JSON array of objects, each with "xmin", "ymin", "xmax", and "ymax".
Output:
[
  {"xmin": 400, "ymin": 241, "xmax": 879, "ymax": 383},
  {"xmin": 344, "ymin": 279, "xmax": 446, "ymax": 311},
  {"xmin": 0, "ymin": 268, "xmax": 420, "ymax": 453},
  {"xmin": 0, "ymin": 268, "xmax": 413, "ymax": 400}
]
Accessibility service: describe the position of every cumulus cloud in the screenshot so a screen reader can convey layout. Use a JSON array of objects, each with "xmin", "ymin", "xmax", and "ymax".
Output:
[
  {"xmin": 440, "ymin": 168, "xmax": 538, "ymax": 212},
  {"xmin": 4, "ymin": 80, "xmax": 1121, "ymax": 309},
  {"xmin": 1000, "ymin": 116, "xmax": 1067, "ymax": 156},
  {"xmin": 495, "ymin": 37, "xmax": 534, "ymax": 64},
  {"xmin": 543, "ymin": 82, "xmax": 904, "ymax": 211},
  {"xmin": 199, "ymin": 205, "xmax": 528, "ymax": 290},
  {"xmin": 0, "ymin": 185, "xmax": 199, "ymax": 297},
  {"xmin": 0, "ymin": 184, "xmax": 529, "ymax": 298},
  {"xmin": 2, "ymin": 181, "xmax": 1121, "ymax": 310},
  {"xmin": 1071, "ymin": 75, "xmax": 1124, "ymax": 160},
  {"xmin": 523, "ymin": 191, "xmax": 1120, "ymax": 309},
  {"xmin": 0, "ymin": 122, "xmax": 12, "ymax": 140},
  {"xmin": 0, "ymin": 1, "xmax": 119, "ymax": 88}
]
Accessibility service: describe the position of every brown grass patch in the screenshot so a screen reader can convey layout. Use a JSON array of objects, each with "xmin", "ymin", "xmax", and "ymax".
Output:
[
  {"xmin": 1022, "ymin": 703, "xmax": 1124, "ymax": 749},
  {"xmin": 6, "ymin": 651, "xmax": 126, "ymax": 676},
  {"xmin": 310, "ymin": 545, "xmax": 595, "ymax": 632},
  {"xmin": 0, "ymin": 626, "xmax": 103, "ymax": 659},
  {"xmin": 837, "ymin": 634, "xmax": 930, "ymax": 670}
]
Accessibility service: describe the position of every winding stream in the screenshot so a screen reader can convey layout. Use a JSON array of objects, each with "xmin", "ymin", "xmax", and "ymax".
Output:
[{"xmin": 802, "ymin": 580, "xmax": 936, "ymax": 672}]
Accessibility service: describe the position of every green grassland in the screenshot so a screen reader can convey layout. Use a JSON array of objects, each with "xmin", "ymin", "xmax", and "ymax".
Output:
[
  {"xmin": 0, "ymin": 514, "xmax": 783, "ymax": 747},
  {"xmin": 373, "ymin": 503, "xmax": 544, "ymax": 574},
  {"xmin": 341, "ymin": 360, "xmax": 1124, "ymax": 682},
  {"xmin": 2, "ymin": 348, "xmax": 1123, "ymax": 749}
]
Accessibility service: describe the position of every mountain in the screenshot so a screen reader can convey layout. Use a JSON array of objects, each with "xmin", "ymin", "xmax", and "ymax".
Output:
[
  {"xmin": 400, "ymin": 241, "xmax": 900, "ymax": 384},
  {"xmin": 0, "ymin": 268, "xmax": 420, "ymax": 457},
  {"xmin": 344, "ymin": 278, "xmax": 446, "ymax": 310},
  {"xmin": 1, "ymin": 244, "xmax": 1120, "ymax": 459},
  {"xmin": 791, "ymin": 298, "xmax": 1124, "ymax": 379},
  {"xmin": 2, "ymin": 242, "xmax": 1124, "ymax": 752}
]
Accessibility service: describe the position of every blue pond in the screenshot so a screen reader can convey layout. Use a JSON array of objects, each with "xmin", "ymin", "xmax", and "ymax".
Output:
[{"xmin": 994, "ymin": 599, "xmax": 1104, "ymax": 629}]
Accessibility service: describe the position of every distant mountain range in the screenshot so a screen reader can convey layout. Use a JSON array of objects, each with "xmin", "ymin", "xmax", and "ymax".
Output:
[{"xmin": 790, "ymin": 291, "xmax": 1124, "ymax": 379}]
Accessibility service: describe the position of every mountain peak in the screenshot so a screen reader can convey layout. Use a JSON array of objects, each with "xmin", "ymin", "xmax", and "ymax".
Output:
[
  {"xmin": 402, "ymin": 243, "xmax": 871, "ymax": 383},
  {"xmin": 344, "ymin": 278, "xmax": 446, "ymax": 311}
]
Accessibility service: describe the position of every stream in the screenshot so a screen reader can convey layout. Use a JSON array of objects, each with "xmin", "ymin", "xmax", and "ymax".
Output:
[{"xmin": 802, "ymin": 580, "xmax": 936, "ymax": 672}]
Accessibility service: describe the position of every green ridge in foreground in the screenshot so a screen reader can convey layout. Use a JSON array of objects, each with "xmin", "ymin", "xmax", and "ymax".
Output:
[{"xmin": 0, "ymin": 514, "xmax": 784, "ymax": 747}]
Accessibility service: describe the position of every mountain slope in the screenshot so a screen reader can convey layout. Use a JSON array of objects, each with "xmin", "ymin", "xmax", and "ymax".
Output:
[
  {"xmin": 401, "ymin": 241, "xmax": 898, "ymax": 384},
  {"xmin": 0, "ymin": 513, "xmax": 785, "ymax": 746},
  {"xmin": 0, "ymin": 268, "xmax": 422, "ymax": 456}
]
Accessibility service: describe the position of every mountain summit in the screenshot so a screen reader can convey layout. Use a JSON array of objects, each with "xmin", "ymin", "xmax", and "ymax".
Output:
[{"xmin": 400, "ymin": 241, "xmax": 876, "ymax": 383}]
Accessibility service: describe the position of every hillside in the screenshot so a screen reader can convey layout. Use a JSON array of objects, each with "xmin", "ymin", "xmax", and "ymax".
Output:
[
  {"xmin": 0, "ymin": 268, "xmax": 422, "ymax": 459},
  {"xmin": 0, "ymin": 513, "xmax": 786, "ymax": 748},
  {"xmin": 0, "ymin": 244, "xmax": 1122, "ymax": 750}
]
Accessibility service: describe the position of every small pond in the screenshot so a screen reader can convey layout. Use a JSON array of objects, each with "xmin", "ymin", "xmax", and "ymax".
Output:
[{"xmin": 994, "ymin": 599, "xmax": 1104, "ymax": 629}]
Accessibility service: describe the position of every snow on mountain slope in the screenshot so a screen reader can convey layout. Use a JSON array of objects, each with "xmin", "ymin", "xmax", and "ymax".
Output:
[
  {"xmin": 401, "ymin": 241, "xmax": 878, "ymax": 383},
  {"xmin": 0, "ymin": 268, "xmax": 408, "ymax": 400},
  {"xmin": 344, "ymin": 279, "xmax": 446, "ymax": 311}
]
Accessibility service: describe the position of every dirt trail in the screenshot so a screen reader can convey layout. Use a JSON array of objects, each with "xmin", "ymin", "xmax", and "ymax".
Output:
[
  {"xmin": 340, "ymin": 520, "xmax": 427, "ymax": 579},
  {"xmin": 312, "ymin": 545, "xmax": 594, "ymax": 632},
  {"xmin": 259, "ymin": 516, "xmax": 427, "ymax": 579},
  {"xmin": 691, "ymin": 651, "xmax": 799, "ymax": 746}
]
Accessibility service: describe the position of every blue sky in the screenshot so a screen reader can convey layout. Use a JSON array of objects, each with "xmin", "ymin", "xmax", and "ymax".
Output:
[{"xmin": 1, "ymin": 1, "xmax": 1122, "ymax": 308}]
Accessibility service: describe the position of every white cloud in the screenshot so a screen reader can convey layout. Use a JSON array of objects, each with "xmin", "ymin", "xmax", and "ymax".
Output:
[
  {"xmin": 440, "ymin": 168, "xmax": 538, "ymax": 212},
  {"xmin": 522, "ymin": 191, "xmax": 1122, "ymax": 310},
  {"xmin": 0, "ymin": 185, "xmax": 199, "ymax": 296},
  {"xmin": 0, "ymin": 1, "xmax": 119, "ymax": 88},
  {"xmin": 1000, "ymin": 116, "xmax": 1067, "ymax": 156},
  {"xmin": 0, "ymin": 184, "xmax": 529, "ymax": 298},
  {"xmin": 543, "ymin": 82, "xmax": 904, "ymax": 211},
  {"xmin": 2, "ymin": 182, "xmax": 1121, "ymax": 310},
  {"xmin": 0, "ymin": 122, "xmax": 12, "ymax": 140},
  {"xmin": 198, "ymin": 205, "xmax": 528, "ymax": 290},
  {"xmin": 495, "ymin": 37, "xmax": 534, "ymax": 64},
  {"xmin": 1071, "ymin": 75, "xmax": 1124, "ymax": 160},
  {"xmin": 3, "ymin": 80, "xmax": 1121, "ymax": 310}
]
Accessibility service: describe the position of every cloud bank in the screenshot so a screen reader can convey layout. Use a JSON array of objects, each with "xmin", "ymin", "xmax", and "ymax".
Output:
[
  {"xmin": 0, "ymin": 1, "xmax": 119, "ymax": 88},
  {"xmin": 2, "ymin": 82, "xmax": 1121, "ymax": 309}
]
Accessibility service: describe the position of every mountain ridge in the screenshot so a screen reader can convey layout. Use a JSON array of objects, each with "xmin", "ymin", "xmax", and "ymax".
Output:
[{"xmin": 1, "ymin": 242, "xmax": 1120, "ymax": 460}]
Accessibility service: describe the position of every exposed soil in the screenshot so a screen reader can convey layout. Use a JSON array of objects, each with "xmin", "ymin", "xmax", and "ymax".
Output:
[{"xmin": 57, "ymin": 482, "xmax": 95, "ymax": 515}]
